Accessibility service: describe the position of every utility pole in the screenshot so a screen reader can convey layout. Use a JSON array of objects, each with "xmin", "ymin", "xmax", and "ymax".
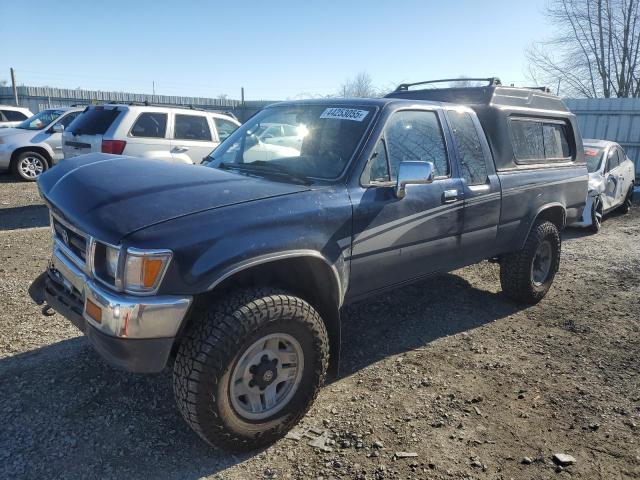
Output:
[
  {"xmin": 10, "ymin": 67, "xmax": 18, "ymax": 106},
  {"xmin": 240, "ymin": 87, "xmax": 245, "ymax": 106},
  {"xmin": 152, "ymin": 81, "xmax": 155, "ymax": 95},
  {"xmin": 556, "ymin": 78, "xmax": 561, "ymax": 96}
]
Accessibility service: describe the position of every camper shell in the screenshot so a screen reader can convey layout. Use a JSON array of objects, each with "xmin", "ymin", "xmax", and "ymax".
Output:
[{"xmin": 385, "ymin": 77, "xmax": 586, "ymax": 172}]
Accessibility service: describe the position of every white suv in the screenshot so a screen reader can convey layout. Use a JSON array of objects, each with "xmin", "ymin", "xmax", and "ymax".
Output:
[
  {"xmin": 0, "ymin": 105, "xmax": 34, "ymax": 128},
  {"xmin": 62, "ymin": 104, "xmax": 240, "ymax": 164}
]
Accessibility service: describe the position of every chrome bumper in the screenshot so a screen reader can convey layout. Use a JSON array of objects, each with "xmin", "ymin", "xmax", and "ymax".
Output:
[{"xmin": 50, "ymin": 243, "xmax": 192, "ymax": 339}]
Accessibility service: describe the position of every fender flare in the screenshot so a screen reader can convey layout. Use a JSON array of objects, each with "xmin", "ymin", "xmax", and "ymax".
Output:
[{"xmin": 206, "ymin": 249, "xmax": 345, "ymax": 306}]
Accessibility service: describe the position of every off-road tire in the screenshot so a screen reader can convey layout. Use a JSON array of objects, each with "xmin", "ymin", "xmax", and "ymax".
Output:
[
  {"xmin": 619, "ymin": 186, "xmax": 633, "ymax": 214},
  {"xmin": 500, "ymin": 220, "xmax": 561, "ymax": 304},
  {"xmin": 11, "ymin": 151, "xmax": 49, "ymax": 182},
  {"xmin": 173, "ymin": 288, "xmax": 329, "ymax": 451}
]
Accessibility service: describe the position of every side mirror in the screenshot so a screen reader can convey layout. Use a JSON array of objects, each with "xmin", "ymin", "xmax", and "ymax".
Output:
[
  {"xmin": 51, "ymin": 124, "xmax": 64, "ymax": 134},
  {"xmin": 395, "ymin": 161, "xmax": 434, "ymax": 199}
]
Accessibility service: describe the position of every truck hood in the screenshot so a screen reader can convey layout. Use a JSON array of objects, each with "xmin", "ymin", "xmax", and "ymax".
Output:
[{"xmin": 38, "ymin": 153, "xmax": 311, "ymax": 244}]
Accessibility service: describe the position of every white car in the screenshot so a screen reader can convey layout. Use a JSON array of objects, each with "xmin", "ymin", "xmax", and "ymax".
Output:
[
  {"xmin": 0, "ymin": 107, "xmax": 84, "ymax": 181},
  {"xmin": 253, "ymin": 122, "xmax": 305, "ymax": 150},
  {"xmin": 62, "ymin": 104, "xmax": 240, "ymax": 165},
  {"xmin": 0, "ymin": 105, "xmax": 34, "ymax": 128},
  {"xmin": 572, "ymin": 139, "xmax": 635, "ymax": 232}
]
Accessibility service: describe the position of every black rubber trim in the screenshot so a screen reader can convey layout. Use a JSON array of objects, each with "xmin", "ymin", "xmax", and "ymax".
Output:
[
  {"xmin": 86, "ymin": 326, "xmax": 174, "ymax": 374},
  {"xmin": 36, "ymin": 269, "xmax": 174, "ymax": 373}
]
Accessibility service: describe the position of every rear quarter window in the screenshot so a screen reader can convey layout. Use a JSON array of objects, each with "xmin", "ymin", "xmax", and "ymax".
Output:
[
  {"xmin": 2, "ymin": 110, "xmax": 28, "ymax": 121},
  {"xmin": 67, "ymin": 107, "xmax": 121, "ymax": 135},
  {"xmin": 130, "ymin": 112, "xmax": 167, "ymax": 138}
]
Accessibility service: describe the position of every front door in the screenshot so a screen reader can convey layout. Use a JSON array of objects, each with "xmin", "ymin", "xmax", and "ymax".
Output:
[
  {"xmin": 347, "ymin": 109, "xmax": 464, "ymax": 298},
  {"xmin": 603, "ymin": 147, "xmax": 622, "ymax": 210}
]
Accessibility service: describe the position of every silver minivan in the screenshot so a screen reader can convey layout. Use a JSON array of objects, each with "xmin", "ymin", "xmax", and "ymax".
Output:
[{"xmin": 62, "ymin": 104, "xmax": 240, "ymax": 164}]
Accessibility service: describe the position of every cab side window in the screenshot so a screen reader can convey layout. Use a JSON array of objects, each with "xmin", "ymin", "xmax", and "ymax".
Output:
[
  {"xmin": 385, "ymin": 110, "xmax": 449, "ymax": 180},
  {"xmin": 448, "ymin": 110, "xmax": 487, "ymax": 185}
]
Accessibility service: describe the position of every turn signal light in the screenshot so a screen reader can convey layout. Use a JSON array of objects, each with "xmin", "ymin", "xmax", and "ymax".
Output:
[
  {"xmin": 142, "ymin": 258, "xmax": 165, "ymax": 289},
  {"xmin": 86, "ymin": 299, "xmax": 102, "ymax": 324},
  {"xmin": 101, "ymin": 140, "xmax": 127, "ymax": 154}
]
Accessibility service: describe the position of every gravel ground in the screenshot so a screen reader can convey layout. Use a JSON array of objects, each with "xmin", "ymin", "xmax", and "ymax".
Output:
[{"xmin": 0, "ymin": 171, "xmax": 639, "ymax": 480}]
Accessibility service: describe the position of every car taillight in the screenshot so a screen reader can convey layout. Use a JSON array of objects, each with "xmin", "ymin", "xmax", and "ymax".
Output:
[{"xmin": 101, "ymin": 140, "xmax": 126, "ymax": 154}]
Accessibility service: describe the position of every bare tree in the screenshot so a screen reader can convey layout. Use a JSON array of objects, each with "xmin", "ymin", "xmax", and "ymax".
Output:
[
  {"xmin": 527, "ymin": 0, "xmax": 640, "ymax": 98},
  {"xmin": 340, "ymin": 71, "xmax": 380, "ymax": 98},
  {"xmin": 449, "ymin": 76, "xmax": 485, "ymax": 88},
  {"xmin": 0, "ymin": 79, "xmax": 8, "ymax": 87}
]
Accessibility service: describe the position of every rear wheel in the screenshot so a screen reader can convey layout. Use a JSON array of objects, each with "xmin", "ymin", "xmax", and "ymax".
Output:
[
  {"xmin": 500, "ymin": 220, "xmax": 561, "ymax": 304},
  {"xmin": 619, "ymin": 187, "xmax": 633, "ymax": 214},
  {"xmin": 12, "ymin": 151, "xmax": 48, "ymax": 181},
  {"xmin": 173, "ymin": 288, "xmax": 329, "ymax": 451},
  {"xmin": 589, "ymin": 196, "xmax": 603, "ymax": 233}
]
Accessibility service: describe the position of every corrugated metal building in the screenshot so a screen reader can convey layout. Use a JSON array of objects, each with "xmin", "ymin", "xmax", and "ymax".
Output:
[{"xmin": 565, "ymin": 98, "xmax": 640, "ymax": 180}]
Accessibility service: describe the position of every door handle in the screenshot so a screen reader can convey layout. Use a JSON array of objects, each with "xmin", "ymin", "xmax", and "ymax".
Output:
[
  {"xmin": 443, "ymin": 189, "xmax": 459, "ymax": 203},
  {"xmin": 173, "ymin": 146, "xmax": 189, "ymax": 153}
]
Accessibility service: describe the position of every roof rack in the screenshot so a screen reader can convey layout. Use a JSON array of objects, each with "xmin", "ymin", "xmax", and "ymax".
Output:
[{"xmin": 394, "ymin": 77, "xmax": 502, "ymax": 92}]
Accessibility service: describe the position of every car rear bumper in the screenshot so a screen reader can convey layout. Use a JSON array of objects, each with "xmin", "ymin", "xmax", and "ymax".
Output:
[{"xmin": 29, "ymin": 249, "xmax": 192, "ymax": 373}]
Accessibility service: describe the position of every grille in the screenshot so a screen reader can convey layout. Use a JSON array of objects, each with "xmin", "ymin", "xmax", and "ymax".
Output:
[{"xmin": 52, "ymin": 217, "xmax": 87, "ymax": 262}]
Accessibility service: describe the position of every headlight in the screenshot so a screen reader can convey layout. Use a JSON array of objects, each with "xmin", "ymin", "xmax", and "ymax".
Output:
[
  {"xmin": 105, "ymin": 246, "xmax": 119, "ymax": 279},
  {"xmin": 123, "ymin": 248, "xmax": 172, "ymax": 293},
  {"xmin": 93, "ymin": 244, "xmax": 171, "ymax": 294}
]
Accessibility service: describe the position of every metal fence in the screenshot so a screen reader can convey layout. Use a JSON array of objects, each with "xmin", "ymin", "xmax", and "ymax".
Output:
[
  {"xmin": 565, "ymin": 98, "xmax": 640, "ymax": 179},
  {"xmin": 0, "ymin": 86, "xmax": 278, "ymax": 122}
]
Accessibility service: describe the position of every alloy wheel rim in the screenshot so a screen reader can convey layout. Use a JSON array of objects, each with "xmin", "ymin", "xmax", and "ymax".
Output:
[
  {"xmin": 531, "ymin": 240, "xmax": 553, "ymax": 286},
  {"xmin": 19, "ymin": 156, "xmax": 44, "ymax": 178},
  {"xmin": 594, "ymin": 198, "xmax": 603, "ymax": 228},
  {"xmin": 229, "ymin": 333, "xmax": 304, "ymax": 420}
]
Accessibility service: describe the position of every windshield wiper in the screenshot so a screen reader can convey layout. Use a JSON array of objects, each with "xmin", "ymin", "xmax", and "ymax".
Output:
[{"xmin": 218, "ymin": 162, "xmax": 312, "ymax": 185}]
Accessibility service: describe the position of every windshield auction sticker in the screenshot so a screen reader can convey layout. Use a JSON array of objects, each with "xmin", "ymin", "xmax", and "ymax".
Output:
[{"xmin": 320, "ymin": 108, "xmax": 369, "ymax": 122}]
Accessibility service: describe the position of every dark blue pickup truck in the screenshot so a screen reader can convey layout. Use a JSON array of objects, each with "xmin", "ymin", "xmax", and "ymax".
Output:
[{"xmin": 30, "ymin": 78, "xmax": 587, "ymax": 450}]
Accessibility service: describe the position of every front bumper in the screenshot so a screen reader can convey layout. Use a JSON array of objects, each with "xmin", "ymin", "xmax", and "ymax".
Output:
[
  {"xmin": 30, "ymin": 247, "xmax": 192, "ymax": 373},
  {"xmin": 570, "ymin": 194, "xmax": 595, "ymax": 228}
]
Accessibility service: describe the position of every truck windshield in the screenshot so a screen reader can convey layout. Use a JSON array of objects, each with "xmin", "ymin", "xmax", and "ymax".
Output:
[
  {"xmin": 206, "ymin": 105, "xmax": 375, "ymax": 180},
  {"xmin": 16, "ymin": 110, "xmax": 65, "ymax": 130},
  {"xmin": 584, "ymin": 146, "xmax": 605, "ymax": 173}
]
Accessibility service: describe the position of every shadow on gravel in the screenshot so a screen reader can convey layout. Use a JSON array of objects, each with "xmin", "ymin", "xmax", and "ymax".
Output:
[
  {"xmin": 0, "ymin": 338, "xmax": 250, "ymax": 480},
  {"xmin": 0, "ymin": 272, "xmax": 523, "ymax": 479},
  {"xmin": 0, "ymin": 171, "xmax": 20, "ymax": 184},
  {"xmin": 0, "ymin": 204, "xmax": 50, "ymax": 230},
  {"xmin": 338, "ymin": 272, "xmax": 523, "ymax": 377}
]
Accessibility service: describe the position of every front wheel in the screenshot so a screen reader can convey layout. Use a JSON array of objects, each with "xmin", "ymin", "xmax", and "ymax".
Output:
[
  {"xmin": 589, "ymin": 196, "xmax": 603, "ymax": 233},
  {"xmin": 500, "ymin": 220, "xmax": 561, "ymax": 304},
  {"xmin": 12, "ymin": 151, "xmax": 49, "ymax": 181},
  {"xmin": 173, "ymin": 289, "xmax": 329, "ymax": 451}
]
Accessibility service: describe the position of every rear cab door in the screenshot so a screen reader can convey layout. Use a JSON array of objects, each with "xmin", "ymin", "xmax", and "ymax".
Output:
[
  {"xmin": 443, "ymin": 107, "xmax": 501, "ymax": 264},
  {"xmin": 170, "ymin": 113, "xmax": 218, "ymax": 164},
  {"xmin": 62, "ymin": 106, "xmax": 123, "ymax": 158}
]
